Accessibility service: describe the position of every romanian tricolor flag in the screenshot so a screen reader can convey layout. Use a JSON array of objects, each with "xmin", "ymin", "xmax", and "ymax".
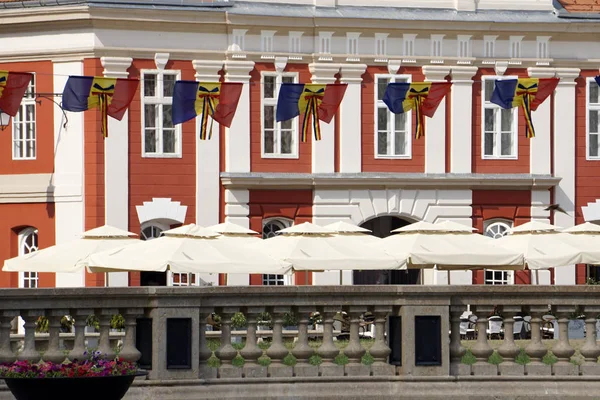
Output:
[
  {"xmin": 0, "ymin": 71, "xmax": 34, "ymax": 117},
  {"xmin": 172, "ymin": 81, "xmax": 243, "ymax": 140},
  {"xmin": 276, "ymin": 83, "xmax": 347, "ymax": 142},
  {"xmin": 490, "ymin": 78, "xmax": 559, "ymax": 138},
  {"xmin": 62, "ymin": 76, "xmax": 139, "ymax": 138},
  {"xmin": 382, "ymin": 82, "xmax": 452, "ymax": 139},
  {"xmin": 595, "ymin": 76, "xmax": 600, "ymax": 87}
]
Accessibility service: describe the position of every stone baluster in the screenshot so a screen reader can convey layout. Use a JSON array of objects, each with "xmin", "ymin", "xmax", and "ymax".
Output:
[
  {"xmin": 118, "ymin": 308, "xmax": 143, "ymax": 362},
  {"xmin": 215, "ymin": 307, "xmax": 241, "ymax": 378},
  {"xmin": 368, "ymin": 306, "xmax": 394, "ymax": 376},
  {"xmin": 497, "ymin": 307, "xmax": 524, "ymax": 376},
  {"xmin": 97, "ymin": 308, "xmax": 118, "ymax": 360},
  {"xmin": 0, "ymin": 311, "xmax": 18, "ymax": 364},
  {"xmin": 469, "ymin": 306, "xmax": 496, "ymax": 375},
  {"xmin": 579, "ymin": 306, "xmax": 600, "ymax": 375},
  {"xmin": 43, "ymin": 309, "xmax": 69, "ymax": 364},
  {"xmin": 266, "ymin": 307, "xmax": 293, "ymax": 377},
  {"xmin": 343, "ymin": 306, "xmax": 368, "ymax": 376},
  {"xmin": 69, "ymin": 309, "xmax": 92, "ymax": 362},
  {"xmin": 17, "ymin": 310, "xmax": 43, "ymax": 362},
  {"xmin": 552, "ymin": 306, "xmax": 577, "ymax": 375},
  {"xmin": 524, "ymin": 307, "xmax": 551, "ymax": 375},
  {"xmin": 240, "ymin": 307, "xmax": 266, "ymax": 378},
  {"xmin": 449, "ymin": 306, "xmax": 469, "ymax": 376},
  {"xmin": 292, "ymin": 306, "xmax": 318, "ymax": 377},
  {"xmin": 198, "ymin": 307, "xmax": 216, "ymax": 379},
  {"xmin": 316, "ymin": 307, "xmax": 343, "ymax": 376}
]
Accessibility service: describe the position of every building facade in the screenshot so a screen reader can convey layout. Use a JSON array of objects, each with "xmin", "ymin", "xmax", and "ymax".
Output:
[{"xmin": 0, "ymin": 0, "xmax": 599, "ymax": 288}]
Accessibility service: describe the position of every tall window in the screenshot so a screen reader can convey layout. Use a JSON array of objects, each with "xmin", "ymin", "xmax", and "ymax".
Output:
[
  {"xmin": 588, "ymin": 78, "xmax": 600, "ymax": 159},
  {"xmin": 482, "ymin": 77, "xmax": 518, "ymax": 159},
  {"xmin": 12, "ymin": 74, "xmax": 36, "ymax": 160},
  {"xmin": 18, "ymin": 228, "xmax": 38, "ymax": 288},
  {"xmin": 262, "ymin": 72, "xmax": 298, "ymax": 157},
  {"xmin": 262, "ymin": 219, "xmax": 291, "ymax": 286},
  {"xmin": 484, "ymin": 220, "xmax": 513, "ymax": 285},
  {"xmin": 142, "ymin": 70, "xmax": 180, "ymax": 157},
  {"xmin": 375, "ymin": 75, "xmax": 411, "ymax": 158}
]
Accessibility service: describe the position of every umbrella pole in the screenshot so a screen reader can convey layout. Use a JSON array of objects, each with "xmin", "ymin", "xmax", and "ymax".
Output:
[
  {"xmin": 447, "ymin": 271, "xmax": 451, "ymax": 285},
  {"xmin": 339, "ymin": 270, "xmax": 343, "ymax": 286},
  {"xmin": 305, "ymin": 270, "xmax": 309, "ymax": 286},
  {"xmin": 535, "ymin": 270, "xmax": 540, "ymax": 285}
]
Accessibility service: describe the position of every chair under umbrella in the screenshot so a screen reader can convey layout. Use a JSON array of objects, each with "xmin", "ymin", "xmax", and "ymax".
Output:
[{"xmin": 3, "ymin": 225, "xmax": 138, "ymax": 274}]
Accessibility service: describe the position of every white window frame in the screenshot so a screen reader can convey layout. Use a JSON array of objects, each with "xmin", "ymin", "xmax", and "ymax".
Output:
[
  {"xmin": 483, "ymin": 219, "xmax": 514, "ymax": 285},
  {"xmin": 403, "ymin": 34, "xmax": 416, "ymax": 57},
  {"xmin": 18, "ymin": 227, "xmax": 38, "ymax": 288},
  {"xmin": 141, "ymin": 69, "xmax": 182, "ymax": 158},
  {"xmin": 509, "ymin": 36, "xmax": 523, "ymax": 59},
  {"xmin": 289, "ymin": 31, "xmax": 303, "ymax": 53},
  {"xmin": 586, "ymin": 77, "xmax": 600, "ymax": 160},
  {"xmin": 481, "ymin": 75, "xmax": 519, "ymax": 160},
  {"xmin": 346, "ymin": 32, "xmax": 360, "ymax": 56},
  {"xmin": 262, "ymin": 218, "xmax": 293, "ymax": 286},
  {"xmin": 374, "ymin": 33, "xmax": 388, "ymax": 57},
  {"xmin": 12, "ymin": 73, "xmax": 36, "ymax": 160},
  {"xmin": 483, "ymin": 36, "xmax": 497, "ymax": 59},
  {"xmin": 374, "ymin": 74, "xmax": 412, "ymax": 159},
  {"xmin": 261, "ymin": 71, "xmax": 299, "ymax": 159},
  {"xmin": 261, "ymin": 30, "xmax": 276, "ymax": 53}
]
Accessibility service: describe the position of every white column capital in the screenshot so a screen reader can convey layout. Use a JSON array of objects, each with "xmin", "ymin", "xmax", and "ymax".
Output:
[
  {"xmin": 340, "ymin": 64, "xmax": 367, "ymax": 83},
  {"xmin": 450, "ymin": 66, "xmax": 478, "ymax": 83},
  {"xmin": 527, "ymin": 67, "xmax": 556, "ymax": 79},
  {"xmin": 154, "ymin": 53, "xmax": 170, "ymax": 70},
  {"xmin": 494, "ymin": 61, "xmax": 508, "ymax": 76},
  {"xmin": 422, "ymin": 65, "xmax": 450, "ymax": 82},
  {"xmin": 555, "ymin": 68, "xmax": 580, "ymax": 83},
  {"xmin": 387, "ymin": 60, "xmax": 401, "ymax": 75},
  {"xmin": 100, "ymin": 57, "xmax": 132, "ymax": 79},
  {"xmin": 192, "ymin": 60, "xmax": 223, "ymax": 81},
  {"xmin": 224, "ymin": 60, "xmax": 255, "ymax": 82},
  {"xmin": 309, "ymin": 63, "xmax": 340, "ymax": 84}
]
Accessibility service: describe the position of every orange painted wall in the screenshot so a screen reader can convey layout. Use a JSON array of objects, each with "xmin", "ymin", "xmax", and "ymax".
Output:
[
  {"xmin": 248, "ymin": 189, "xmax": 313, "ymax": 285},
  {"xmin": 472, "ymin": 190, "xmax": 532, "ymax": 285},
  {"xmin": 0, "ymin": 61, "xmax": 54, "ymax": 175},
  {"xmin": 250, "ymin": 63, "xmax": 312, "ymax": 173},
  {"xmin": 0, "ymin": 203, "xmax": 55, "ymax": 288},
  {"xmin": 472, "ymin": 68, "xmax": 531, "ymax": 174},
  {"xmin": 361, "ymin": 66, "xmax": 426, "ymax": 173}
]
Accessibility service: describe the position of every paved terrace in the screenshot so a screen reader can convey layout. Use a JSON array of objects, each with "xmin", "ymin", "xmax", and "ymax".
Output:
[{"xmin": 1, "ymin": 285, "xmax": 600, "ymax": 399}]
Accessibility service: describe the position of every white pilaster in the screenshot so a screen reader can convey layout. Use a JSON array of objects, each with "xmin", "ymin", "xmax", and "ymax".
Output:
[
  {"xmin": 101, "ymin": 56, "xmax": 133, "ymax": 288},
  {"xmin": 339, "ymin": 64, "xmax": 366, "ymax": 173},
  {"xmin": 553, "ymin": 68, "xmax": 580, "ymax": 286},
  {"xmin": 309, "ymin": 63, "xmax": 340, "ymax": 173},
  {"xmin": 422, "ymin": 66, "xmax": 450, "ymax": 174},
  {"xmin": 53, "ymin": 59, "xmax": 85, "ymax": 288},
  {"xmin": 527, "ymin": 68, "xmax": 554, "ymax": 175},
  {"xmin": 224, "ymin": 61, "xmax": 254, "ymax": 173},
  {"xmin": 450, "ymin": 67, "xmax": 478, "ymax": 173},
  {"xmin": 224, "ymin": 189, "xmax": 249, "ymax": 228},
  {"xmin": 530, "ymin": 188, "xmax": 552, "ymax": 285},
  {"xmin": 193, "ymin": 60, "xmax": 223, "ymax": 227}
]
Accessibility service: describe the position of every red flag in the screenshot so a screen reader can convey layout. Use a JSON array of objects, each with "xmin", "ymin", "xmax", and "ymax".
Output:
[
  {"xmin": 317, "ymin": 84, "xmax": 347, "ymax": 123},
  {"xmin": 108, "ymin": 78, "xmax": 139, "ymax": 121},
  {"xmin": 530, "ymin": 78, "xmax": 559, "ymax": 111},
  {"xmin": 421, "ymin": 82, "xmax": 452, "ymax": 117},
  {"xmin": 211, "ymin": 82, "xmax": 243, "ymax": 127},
  {"xmin": 0, "ymin": 71, "xmax": 34, "ymax": 117}
]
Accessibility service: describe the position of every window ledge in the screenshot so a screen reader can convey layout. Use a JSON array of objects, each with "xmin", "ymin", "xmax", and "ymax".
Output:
[
  {"xmin": 11, "ymin": 157, "xmax": 37, "ymax": 161},
  {"xmin": 375, "ymin": 155, "xmax": 412, "ymax": 160},
  {"xmin": 261, "ymin": 154, "xmax": 299, "ymax": 160},
  {"xmin": 481, "ymin": 155, "xmax": 518, "ymax": 161},
  {"xmin": 142, "ymin": 153, "xmax": 183, "ymax": 159},
  {"xmin": 585, "ymin": 156, "xmax": 600, "ymax": 161}
]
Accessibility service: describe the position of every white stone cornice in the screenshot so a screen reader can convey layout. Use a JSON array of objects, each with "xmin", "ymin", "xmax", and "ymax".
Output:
[
  {"xmin": 309, "ymin": 63, "xmax": 341, "ymax": 84},
  {"xmin": 555, "ymin": 68, "xmax": 581, "ymax": 83},
  {"xmin": 422, "ymin": 65, "xmax": 450, "ymax": 82},
  {"xmin": 100, "ymin": 57, "xmax": 132, "ymax": 79},
  {"xmin": 340, "ymin": 64, "xmax": 367, "ymax": 83},
  {"xmin": 527, "ymin": 67, "xmax": 556, "ymax": 79},
  {"xmin": 450, "ymin": 66, "xmax": 478, "ymax": 82},
  {"xmin": 192, "ymin": 60, "xmax": 223, "ymax": 81},
  {"xmin": 224, "ymin": 60, "xmax": 255, "ymax": 82},
  {"xmin": 154, "ymin": 53, "xmax": 169, "ymax": 70},
  {"xmin": 494, "ymin": 61, "xmax": 509, "ymax": 76}
]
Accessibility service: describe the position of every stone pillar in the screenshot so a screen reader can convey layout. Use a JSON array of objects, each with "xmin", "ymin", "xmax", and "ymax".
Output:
[
  {"xmin": 292, "ymin": 306, "xmax": 318, "ymax": 377},
  {"xmin": 0, "ymin": 311, "xmax": 17, "ymax": 364},
  {"xmin": 449, "ymin": 67, "xmax": 477, "ymax": 173},
  {"xmin": 240, "ymin": 307, "xmax": 267, "ymax": 378},
  {"xmin": 18, "ymin": 310, "xmax": 43, "ymax": 362},
  {"xmin": 43, "ymin": 309, "xmax": 69, "ymax": 364},
  {"xmin": 552, "ymin": 307, "xmax": 577, "ymax": 375},
  {"xmin": 309, "ymin": 63, "xmax": 340, "ymax": 173},
  {"xmin": 193, "ymin": 60, "xmax": 223, "ymax": 227},
  {"xmin": 368, "ymin": 306, "xmax": 394, "ymax": 376},
  {"xmin": 69, "ymin": 309, "xmax": 92, "ymax": 362},
  {"xmin": 343, "ymin": 307, "xmax": 368, "ymax": 376},
  {"xmin": 224, "ymin": 61, "xmax": 255, "ymax": 173},
  {"xmin": 198, "ymin": 308, "xmax": 216, "ymax": 379},
  {"xmin": 101, "ymin": 56, "xmax": 133, "ymax": 288},
  {"xmin": 119, "ymin": 308, "xmax": 143, "ymax": 362},
  {"xmin": 422, "ymin": 66, "xmax": 450, "ymax": 174},
  {"xmin": 316, "ymin": 307, "xmax": 343, "ymax": 376},
  {"xmin": 266, "ymin": 307, "xmax": 293, "ymax": 377},
  {"xmin": 579, "ymin": 306, "xmax": 600, "ymax": 375},
  {"xmin": 524, "ymin": 307, "xmax": 551, "ymax": 375},
  {"xmin": 339, "ymin": 64, "xmax": 366, "ymax": 173},
  {"xmin": 449, "ymin": 306, "xmax": 468, "ymax": 375},
  {"xmin": 223, "ymin": 188, "xmax": 250, "ymax": 285},
  {"xmin": 469, "ymin": 307, "xmax": 496, "ymax": 375},
  {"xmin": 497, "ymin": 307, "xmax": 524, "ymax": 376},
  {"xmin": 97, "ymin": 308, "xmax": 118, "ymax": 360},
  {"xmin": 553, "ymin": 68, "xmax": 579, "ymax": 286},
  {"xmin": 215, "ymin": 308, "xmax": 241, "ymax": 378}
]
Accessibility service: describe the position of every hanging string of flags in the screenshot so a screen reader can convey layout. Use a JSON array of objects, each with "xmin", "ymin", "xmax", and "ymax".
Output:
[{"xmin": 0, "ymin": 71, "xmax": 35, "ymax": 118}]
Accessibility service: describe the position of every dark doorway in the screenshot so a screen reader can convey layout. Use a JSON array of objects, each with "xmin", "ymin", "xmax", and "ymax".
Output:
[
  {"xmin": 353, "ymin": 216, "xmax": 420, "ymax": 285},
  {"xmin": 140, "ymin": 271, "xmax": 167, "ymax": 287}
]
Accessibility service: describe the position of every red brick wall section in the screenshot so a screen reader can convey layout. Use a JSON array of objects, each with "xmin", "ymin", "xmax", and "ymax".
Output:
[
  {"xmin": 471, "ymin": 190, "xmax": 532, "ymax": 285},
  {"xmin": 250, "ymin": 63, "xmax": 312, "ymax": 173},
  {"xmin": 472, "ymin": 68, "xmax": 531, "ymax": 174},
  {"xmin": 0, "ymin": 203, "xmax": 55, "ymax": 288},
  {"xmin": 248, "ymin": 189, "xmax": 313, "ymax": 285},
  {"xmin": 559, "ymin": 0, "xmax": 600, "ymax": 12},
  {"xmin": 0, "ymin": 61, "xmax": 54, "ymax": 175},
  {"xmin": 361, "ymin": 66, "xmax": 426, "ymax": 173}
]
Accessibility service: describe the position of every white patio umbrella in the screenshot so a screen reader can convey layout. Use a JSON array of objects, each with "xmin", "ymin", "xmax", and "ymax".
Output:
[
  {"xmin": 81, "ymin": 224, "xmax": 291, "ymax": 275},
  {"xmin": 559, "ymin": 222, "xmax": 600, "ymax": 265},
  {"xmin": 3, "ymin": 225, "xmax": 138, "ymax": 273}
]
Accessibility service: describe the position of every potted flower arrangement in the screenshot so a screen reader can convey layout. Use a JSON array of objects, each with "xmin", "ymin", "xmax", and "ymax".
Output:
[{"xmin": 0, "ymin": 351, "xmax": 146, "ymax": 400}]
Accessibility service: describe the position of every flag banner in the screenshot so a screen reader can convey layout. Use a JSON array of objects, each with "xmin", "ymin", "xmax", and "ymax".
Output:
[
  {"xmin": 172, "ymin": 81, "xmax": 243, "ymax": 140},
  {"xmin": 276, "ymin": 83, "xmax": 347, "ymax": 142},
  {"xmin": 382, "ymin": 82, "xmax": 452, "ymax": 140},
  {"xmin": 490, "ymin": 77, "xmax": 559, "ymax": 138},
  {"xmin": 0, "ymin": 71, "xmax": 34, "ymax": 117},
  {"xmin": 62, "ymin": 76, "xmax": 139, "ymax": 138},
  {"xmin": 595, "ymin": 76, "xmax": 600, "ymax": 87}
]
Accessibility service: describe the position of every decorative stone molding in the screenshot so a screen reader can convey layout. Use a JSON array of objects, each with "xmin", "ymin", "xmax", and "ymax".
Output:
[
  {"xmin": 154, "ymin": 53, "xmax": 170, "ymax": 70},
  {"xmin": 340, "ymin": 63, "xmax": 366, "ymax": 83},
  {"xmin": 582, "ymin": 200, "xmax": 600, "ymax": 223},
  {"xmin": 309, "ymin": 63, "xmax": 340, "ymax": 84},
  {"xmin": 100, "ymin": 57, "xmax": 132, "ymax": 79},
  {"xmin": 135, "ymin": 198, "xmax": 187, "ymax": 225},
  {"xmin": 527, "ymin": 67, "xmax": 556, "ymax": 79},
  {"xmin": 192, "ymin": 60, "xmax": 223, "ymax": 81},
  {"xmin": 422, "ymin": 65, "xmax": 450, "ymax": 81},
  {"xmin": 274, "ymin": 57, "xmax": 288, "ymax": 73},
  {"xmin": 555, "ymin": 68, "xmax": 581, "ymax": 84},
  {"xmin": 387, "ymin": 60, "xmax": 401, "ymax": 75},
  {"xmin": 450, "ymin": 66, "xmax": 478, "ymax": 82},
  {"xmin": 224, "ymin": 60, "xmax": 255, "ymax": 82},
  {"xmin": 224, "ymin": 189, "xmax": 250, "ymax": 227},
  {"xmin": 494, "ymin": 61, "xmax": 508, "ymax": 76}
]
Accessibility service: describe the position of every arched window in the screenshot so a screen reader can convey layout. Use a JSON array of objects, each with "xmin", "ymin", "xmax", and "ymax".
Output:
[
  {"xmin": 140, "ymin": 224, "xmax": 164, "ymax": 241},
  {"xmin": 262, "ymin": 218, "xmax": 292, "ymax": 285},
  {"xmin": 483, "ymin": 219, "xmax": 513, "ymax": 285},
  {"xmin": 18, "ymin": 227, "xmax": 38, "ymax": 288}
]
